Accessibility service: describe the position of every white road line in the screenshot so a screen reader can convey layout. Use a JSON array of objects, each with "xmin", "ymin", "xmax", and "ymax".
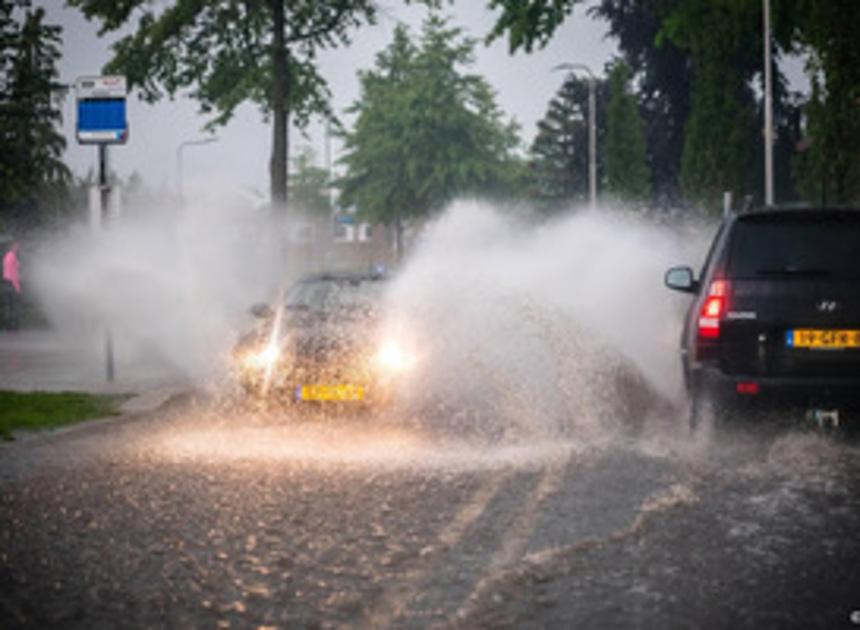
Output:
[
  {"xmin": 359, "ymin": 469, "xmax": 515, "ymax": 629},
  {"xmin": 454, "ymin": 457, "xmax": 570, "ymax": 622}
]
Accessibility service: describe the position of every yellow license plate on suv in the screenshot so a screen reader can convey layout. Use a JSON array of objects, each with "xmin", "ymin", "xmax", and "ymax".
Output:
[
  {"xmin": 299, "ymin": 384, "xmax": 365, "ymax": 402},
  {"xmin": 788, "ymin": 329, "xmax": 860, "ymax": 349}
]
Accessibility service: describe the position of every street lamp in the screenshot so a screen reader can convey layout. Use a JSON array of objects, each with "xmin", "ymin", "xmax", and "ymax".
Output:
[
  {"xmin": 554, "ymin": 62, "xmax": 597, "ymax": 209},
  {"xmin": 176, "ymin": 137, "xmax": 218, "ymax": 200},
  {"xmin": 762, "ymin": 0, "xmax": 775, "ymax": 206}
]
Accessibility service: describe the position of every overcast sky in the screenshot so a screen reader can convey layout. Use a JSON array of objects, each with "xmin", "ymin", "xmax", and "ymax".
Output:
[{"xmin": 39, "ymin": 1, "xmax": 618, "ymax": 199}]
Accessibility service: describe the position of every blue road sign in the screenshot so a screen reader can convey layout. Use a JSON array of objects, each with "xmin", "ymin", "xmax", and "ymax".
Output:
[{"xmin": 75, "ymin": 76, "xmax": 128, "ymax": 145}]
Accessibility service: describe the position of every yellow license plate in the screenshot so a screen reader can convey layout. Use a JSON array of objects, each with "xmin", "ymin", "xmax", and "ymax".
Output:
[
  {"xmin": 299, "ymin": 384, "xmax": 365, "ymax": 402},
  {"xmin": 789, "ymin": 329, "xmax": 860, "ymax": 349}
]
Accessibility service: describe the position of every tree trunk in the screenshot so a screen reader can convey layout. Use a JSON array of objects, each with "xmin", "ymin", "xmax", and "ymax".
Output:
[{"xmin": 270, "ymin": 0, "xmax": 289, "ymax": 210}]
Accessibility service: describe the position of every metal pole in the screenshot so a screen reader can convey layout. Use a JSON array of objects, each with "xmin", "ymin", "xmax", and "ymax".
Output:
[
  {"xmin": 763, "ymin": 0, "xmax": 775, "ymax": 206},
  {"xmin": 324, "ymin": 120, "xmax": 335, "ymax": 268},
  {"xmin": 98, "ymin": 144, "xmax": 109, "ymax": 222},
  {"xmin": 325, "ymin": 120, "xmax": 332, "ymax": 207},
  {"xmin": 587, "ymin": 76, "xmax": 597, "ymax": 209},
  {"xmin": 98, "ymin": 144, "xmax": 114, "ymax": 382},
  {"xmin": 723, "ymin": 191, "xmax": 734, "ymax": 218}
]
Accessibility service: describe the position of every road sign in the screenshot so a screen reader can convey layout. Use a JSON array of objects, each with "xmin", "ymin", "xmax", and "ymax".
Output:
[
  {"xmin": 76, "ymin": 76, "xmax": 128, "ymax": 382},
  {"xmin": 75, "ymin": 76, "xmax": 128, "ymax": 144}
]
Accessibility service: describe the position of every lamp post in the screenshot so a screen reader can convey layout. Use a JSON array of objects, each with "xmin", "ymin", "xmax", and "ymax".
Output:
[
  {"xmin": 762, "ymin": 0, "xmax": 775, "ymax": 206},
  {"xmin": 554, "ymin": 62, "xmax": 597, "ymax": 209},
  {"xmin": 176, "ymin": 137, "xmax": 218, "ymax": 200}
]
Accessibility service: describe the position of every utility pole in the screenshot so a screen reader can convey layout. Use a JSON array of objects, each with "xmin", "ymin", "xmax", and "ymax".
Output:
[
  {"xmin": 553, "ymin": 63, "xmax": 598, "ymax": 209},
  {"xmin": 763, "ymin": 0, "xmax": 775, "ymax": 206}
]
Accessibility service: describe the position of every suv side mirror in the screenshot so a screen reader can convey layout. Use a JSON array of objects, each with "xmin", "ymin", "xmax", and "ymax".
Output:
[{"xmin": 665, "ymin": 266, "xmax": 699, "ymax": 293}]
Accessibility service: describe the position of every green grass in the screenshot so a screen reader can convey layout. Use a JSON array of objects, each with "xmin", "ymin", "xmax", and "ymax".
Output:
[{"xmin": 0, "ymin": 391, "xmax": 127, "ymax": 441}]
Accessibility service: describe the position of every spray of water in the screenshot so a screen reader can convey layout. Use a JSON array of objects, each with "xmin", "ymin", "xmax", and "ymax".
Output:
[
  {"xmin": 29, "ymin": 192, "xmax": 715, "ymax": 461},
  {"xmin": 29, "ymin": 192, "xmax": 288, "ymax": 382},
  {"xmin": 381, "ymin": 200, "xmax": 706, "ymax": 442}
]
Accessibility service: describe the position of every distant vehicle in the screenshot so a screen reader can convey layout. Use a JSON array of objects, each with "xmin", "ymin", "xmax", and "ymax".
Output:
[
  {"xmin": 665, "ymin": 207, "xmax": 860, "ymax": 429},
  {"xmin": 233, "ymin": 272, "xmax": 416, "ymax": 407}
]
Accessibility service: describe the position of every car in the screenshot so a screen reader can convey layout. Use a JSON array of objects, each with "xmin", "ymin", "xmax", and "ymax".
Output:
[
  {"xmin": 665, "ymin": 207, "xmax": 860, "ymax": 429},
  {"xmin": 233, "ymin": 272, "xmax": 417, "ymax": 407}
]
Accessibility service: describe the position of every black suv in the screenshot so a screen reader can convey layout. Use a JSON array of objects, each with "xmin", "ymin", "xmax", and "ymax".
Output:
[{"xmin": 665, "ymin": 207, "xmax": 860, "ymax": 427}]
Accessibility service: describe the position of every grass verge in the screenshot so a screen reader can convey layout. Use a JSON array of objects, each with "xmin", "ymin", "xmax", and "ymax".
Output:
[{"xmin": 0, "ymin": 390, "xmax": 128, "ymax": 441}]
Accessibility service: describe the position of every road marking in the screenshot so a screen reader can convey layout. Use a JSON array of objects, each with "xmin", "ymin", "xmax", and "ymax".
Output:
[
  {"xmin": 359, "ymin": 469, "xmax": 514, "ymax": 629},
  {"xmin": 455, "ymin": 480, "xmax": 699, "ymax": 625},
  {"xmin": 453, "ymin": 457, "xmax": 569, "ymax": 620}
]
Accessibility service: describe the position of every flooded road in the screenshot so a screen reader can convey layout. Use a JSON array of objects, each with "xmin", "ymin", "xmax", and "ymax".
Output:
[{"xmin": 1, "ymin": 399, "xmax": 858, "ymax": 629}]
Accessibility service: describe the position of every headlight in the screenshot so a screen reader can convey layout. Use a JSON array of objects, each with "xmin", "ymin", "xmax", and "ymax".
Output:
[
  {"xmin": 240, "ymin": 343, "xmax": 281, "ymax": 371},
  {"xmin": 375, "ymin": 340, "xmax": 415, "ymax": 374}
]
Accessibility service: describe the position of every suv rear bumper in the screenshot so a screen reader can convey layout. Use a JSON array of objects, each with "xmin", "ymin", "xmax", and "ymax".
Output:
[{"xmin": 690, "ymin": 364, "xmax": 860, "ymax": 410}]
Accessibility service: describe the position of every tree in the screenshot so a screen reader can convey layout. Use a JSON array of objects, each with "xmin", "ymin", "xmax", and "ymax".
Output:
[
  {"xmin": 490, "ymin": 0, "xmax": 813, "ymax": 209},
  {"xmin": 604, "ymin": 60, "xmax": 650, "ymax": 201},
  {"xmin": 487, "ymin": 0, "xmax": 582, "ymax": 53},
  {"xmin": 791, "ymin": 0, "xmax": 860, "ymax": 204},
  {"xmin": 68, "ymin": 0, "xmax": 388, "ymax": 210},
  {"xmin": 289, "ymin": 146, "xmax": 331, "ymax": 216},
  {"xmin": 659, "ymin": 0, "xmax": 762, "ymax": 207},
  {"xmin": 0, "ymin": 1, "xmax": 70, "ymax": 228},
  {"xmin": 527, "ymin": 74, "xmax": 605, "ymax": 211},
  {"xmin": 590, "ymin": 1, "xmax": 690, "ymax": 203},
  {"xmin": 338, "ymin": 16, "xmax": 521, "ymax": 258}
]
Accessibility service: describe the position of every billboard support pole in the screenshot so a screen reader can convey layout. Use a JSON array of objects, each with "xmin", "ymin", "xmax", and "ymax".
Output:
[
  {"xmin": 76, "ymin": 75, "xmax": 127, "ymax": 384},
  {"xmin": 98, "ymin": 143, "xmax": 115, "ymax": 383}
]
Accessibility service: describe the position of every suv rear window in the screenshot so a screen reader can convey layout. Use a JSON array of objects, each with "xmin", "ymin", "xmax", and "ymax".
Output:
[{"xmin": 727, "ymin": 213, "xmax": 860, "ymax": 279}]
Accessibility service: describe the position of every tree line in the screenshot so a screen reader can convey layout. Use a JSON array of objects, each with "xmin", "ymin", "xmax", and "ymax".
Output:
[
  {"xmin": 492, "ymin": 0, "xmax": 860, "ymax": 209},
  {"xmin": 1, "ymin": 0, "xmax": 857, "ymax": 235}
]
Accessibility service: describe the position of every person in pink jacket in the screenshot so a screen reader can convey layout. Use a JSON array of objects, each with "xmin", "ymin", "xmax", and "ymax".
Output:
[{"xmin": 3, "ymin": 241, "xmax": 21, "ymax": 329}]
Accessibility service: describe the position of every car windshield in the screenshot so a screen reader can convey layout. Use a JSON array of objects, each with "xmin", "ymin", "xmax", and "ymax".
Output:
[
  {"xmin": 284, "ymin": 278, "xmax": 384, "ymax": 315},
  {"xmin": 727, "ymin": 214, "xmax": 860, "ymax": 279}
]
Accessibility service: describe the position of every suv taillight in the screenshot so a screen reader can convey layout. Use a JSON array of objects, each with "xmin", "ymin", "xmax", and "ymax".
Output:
[{"xmin": 698, "ymin": 279, "xmax": 728, "ymax": 339}]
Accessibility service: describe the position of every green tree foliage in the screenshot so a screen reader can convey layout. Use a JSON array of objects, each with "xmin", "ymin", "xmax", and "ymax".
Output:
[
  {"xmin": 491, "ymin": 0, "xmax": 846, "ymax": 209},
  {"xmin": 68, "ymin": 0, "xmax": 383, "ymax": 208},
  {"xmin": 0, "ymin": 1, "xmax": 70, "ymax": 228},
  {"xmin": 527, "ymin": 74, "xmax": 605, "ymax": 211},
  {"xmin": 660, "ymin": 0, "xmax": 761, "ymax": 207},
  {"xmin": 792, "ymin": 0, "xmax": 860, "ymax": 204},
  {"xmin": 604, "ymin": 60, "xmax": 650, "ymax": 201},
  {"xmin": 338, "ymin": 16, "xmax": 521, "ymax": 257},
  {"xmin": 487, "ymin": 0, "xmax": 582, "ymax": 53},
  {"xmin": 591, "ymin": 1, "xmax": 689, "ymax": 203},
  {"xmin": 598, "ymin": 0, "xmax": 804, "ymax": 207},
  {"xmin": 289, "ymin": 146, "xmax": 332, "ymax": 216}
]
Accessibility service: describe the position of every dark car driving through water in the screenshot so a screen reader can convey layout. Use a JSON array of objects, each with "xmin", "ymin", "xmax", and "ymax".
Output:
[
  {"xmin": 233, "ymin": 272, "xmax": 417, "ymax": 407},
  {"xmin": 665, "ymin": 207, "xmax": 860, "ymax": 429}
]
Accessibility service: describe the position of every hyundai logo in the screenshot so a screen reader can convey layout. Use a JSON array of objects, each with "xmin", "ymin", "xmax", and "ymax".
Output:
[{"xmin": 816, "ymin": 300, "xmax": 838, "ymax": 312}]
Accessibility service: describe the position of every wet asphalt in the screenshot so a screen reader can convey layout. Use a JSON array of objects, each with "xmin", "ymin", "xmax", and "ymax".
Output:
[{"xmin": 1, "ymin": 398, "xmax": 859, "ymax": 629}]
